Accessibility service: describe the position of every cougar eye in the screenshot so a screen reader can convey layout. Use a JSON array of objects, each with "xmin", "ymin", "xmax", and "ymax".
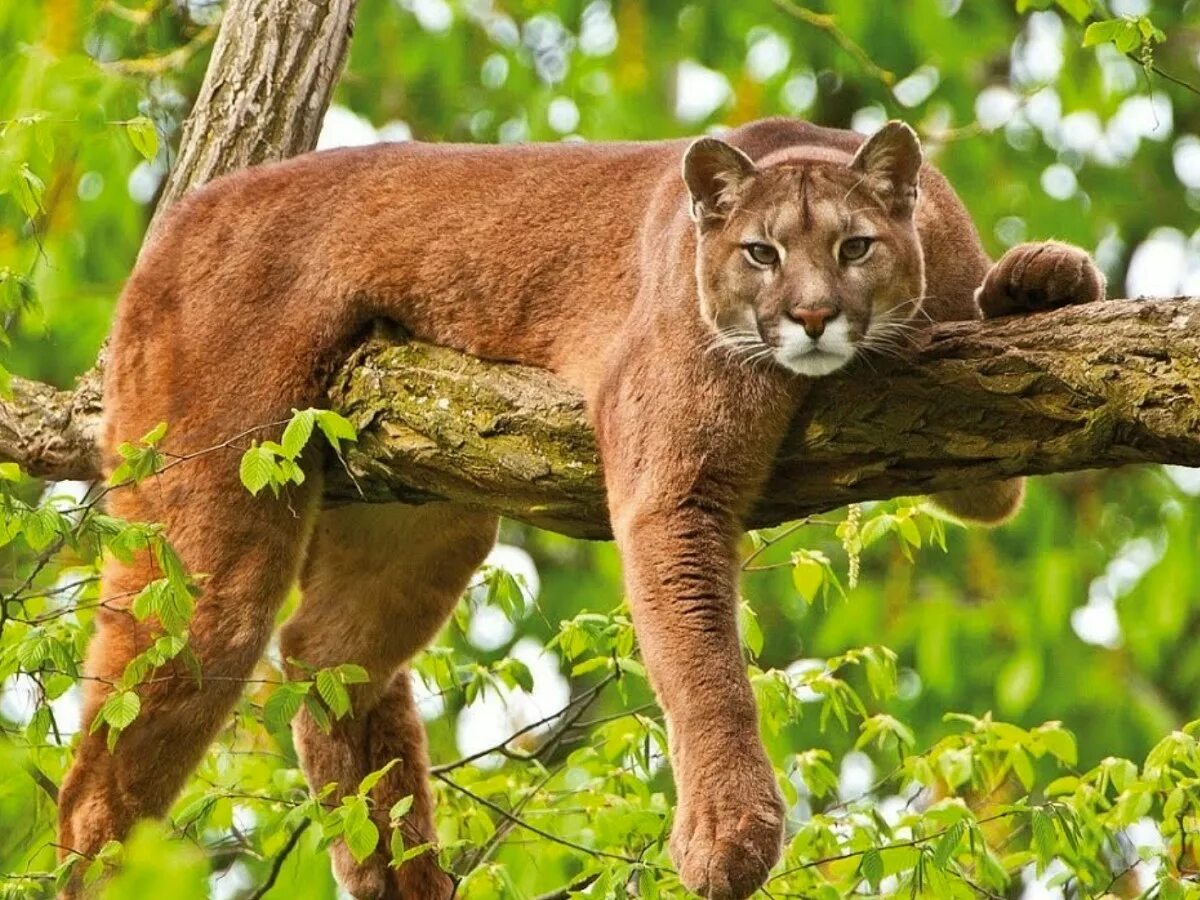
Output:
[
  {"xmin": 839, "ymin": 236, "xmax": 875, "ymax": 263},
  {"xmin": 742, "ymin": 242, "xmax": 780, "ymax": 267}
]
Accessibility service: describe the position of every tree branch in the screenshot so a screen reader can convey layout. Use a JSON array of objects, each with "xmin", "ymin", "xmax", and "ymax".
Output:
[
  {"xmin": 323, "ymin": 295, "xmax": 1200, "ymax": 538},
  {"xmin": 3, "ymin": 298, "xmax": 1198, "ymax": 538}
]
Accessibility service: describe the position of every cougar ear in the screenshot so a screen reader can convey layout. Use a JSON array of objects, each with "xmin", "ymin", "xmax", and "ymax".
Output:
[
  {"xmin": 682, "ymin": 137, "xmax": 756, "ymax": 227},
  {"xmin": 850, "ymin": 120, "xmax": 922, "ymax": 216}
]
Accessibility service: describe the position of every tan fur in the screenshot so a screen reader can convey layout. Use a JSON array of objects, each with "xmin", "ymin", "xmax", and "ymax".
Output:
[{"xmin": 59, "ymin": 118, "xmax": 1104, "ymax": 899}]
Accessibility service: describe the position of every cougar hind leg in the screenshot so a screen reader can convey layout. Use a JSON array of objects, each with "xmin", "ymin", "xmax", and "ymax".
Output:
[
  {"xmin": 57, "ymin": 453, "xmax": 322, "ymax": 890},
  {"xmin": 280, "ymin": 502, "xmax": 498, "ymax": 900}
]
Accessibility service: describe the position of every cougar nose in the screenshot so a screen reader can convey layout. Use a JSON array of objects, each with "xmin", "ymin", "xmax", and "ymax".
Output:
[{"xmin": 789, "ymin": 305, "xmax": 838, "ymax": 338}]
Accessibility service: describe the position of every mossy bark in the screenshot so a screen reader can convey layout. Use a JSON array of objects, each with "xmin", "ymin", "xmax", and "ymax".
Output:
[{"xmin": 321, "ymin": 297, "xmax": 1200, "ymax": 539}]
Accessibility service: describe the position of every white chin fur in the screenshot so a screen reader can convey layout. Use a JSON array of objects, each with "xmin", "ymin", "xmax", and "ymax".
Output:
[{"xmin": 775, "ymin": 317, "xmax": 855, "ymax": 376}]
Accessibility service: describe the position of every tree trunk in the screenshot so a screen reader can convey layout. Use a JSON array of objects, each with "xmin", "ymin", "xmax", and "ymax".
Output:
[
  {"xmin": 0, "ymin": 0, "xmax": 356, "ymax": 476},
  {"xmin": 154, "ymin": 0, "xmax": 358, "ymax": 226}
]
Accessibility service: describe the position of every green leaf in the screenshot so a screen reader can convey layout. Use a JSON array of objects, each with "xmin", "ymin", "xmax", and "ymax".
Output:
[
  {"xmin": 389, "ymin": 796, "xmax": 414, "ymax": 821},
  {"xmin": 571, "ymin": 656, "xmax": 609, "ymax": 677},
  {"xmin": 342, "ymin": 796, "xmax": 379, "ymax": 863},
  {"xmin": 316, "ymin": 668, "xmax": 352, "ymax": 718},
  {"xmin": 26, "ymin": 705, "xmax": 51, "ymax": 744},
  {"xmin": 393, "ymin": 841, "xmax": 433, "ymax": 865},
  {"xmin": 932, "ymin": 821, "xmax": 964, "ymax": 868},
  {"xmin": 897, "ymin": 514, "xmax": 921, "ymax": 548},
  {"xmin": 14, "ymin": 165, "xmax": 45, "ymax": 217},
  {"xmin": 739, "ymin": 601, "xmax": 763, "ymax": 657},
  {"xmin": 1055, "ymin": 0, "xmax": 1090, "ymax": 23},
  {"xmin": 335, "ymin": 663, "xmax": 371, "ymax": 684},
  {"xmin": 239, "ymin": 444, "xmax": 276, "ymax": 496},
  {"xmin": 358, "ymin": 759, "xmax": 399, "ymax": 796},
  {"xmin": 389, "ymin": 828, "xmax": 406, "ymax": 866},
  {"xmin": 125, "ymin": 116, "xmax": 159, "ymax": 161},
  {"xmin": 131, "ymin": 578, "xmax": 169, "ymax": 620},
  {"xmin": 95, "ymin": 690, "xmax": 141, "ymax": 748},
  {"xmin": 281, "ymin": 408, "xmax": 316, "ymax": 459},
  {"xmin": 22, "ymin": 506, "xmax": 62, "ymax": 550},
  {"xmin": 264, "ymin": 682, "xmax": 310, "ymax": 732},
  {"xmin": 304, "ymin": 692, "xmax": 332, "ymax": 733},
  {"xmin": 1037, "ymin": 724, "xmax": 1078, "ymax": 766},
  {"xmin": 315, "ymin": 410, "xmax": 358, "ymax": 452},
  {"xmin": 505, "ymin": 658, "xmax": 534, "ymax": 692},
  {"xmin": 1082, "ymin": 19, "xmax": 1122, "ymax": 47},
  {"xmin": 140, "ymin": 421, "xmax": 168, "ymax": 445},
  {"xmin": 1045, "ymin": 776, "xmax": 1080, "ymax": 797},
  {"xmin": 1083, "ymin": 18, "xmax": 1140, "ymax": 52},
  {"xmin": 1031, "ymin": 809, "xmax": 1056, "ymax": 864},
  {"xmin": 859, "ymin": 849, "xmax": 883, "ymax": 889},
  {"xmin": 791, "ymin": 554, "xmax": 824, "ymax": 603},
  {"xmin": 108, "ymin": 438, "xmax": 165, "ymax": 486},
  {"xmin": 1010, "ymin": 745, "xmax": 1036, "ymax": 791}
]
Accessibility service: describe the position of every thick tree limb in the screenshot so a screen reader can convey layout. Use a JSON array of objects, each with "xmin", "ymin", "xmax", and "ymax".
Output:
[
  {"xmin": 4, "ymin": 299, "xmax": 1197, "ymax": 538},
  {"xmin": 0, "ymin": 365, "xmax": 103, "ymax": 482},
  {"xmin": 323, "ymin": 295, "xmax": 1196, "ymax": 538}
]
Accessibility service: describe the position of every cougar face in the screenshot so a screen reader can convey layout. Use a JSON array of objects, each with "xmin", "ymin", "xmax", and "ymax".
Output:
[{"xmin": 683, "ymin": 122, "xmax": 927, "ymax": 377}]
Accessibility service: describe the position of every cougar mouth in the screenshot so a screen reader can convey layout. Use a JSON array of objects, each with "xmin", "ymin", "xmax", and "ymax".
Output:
[{"xmin": 774, "ymin": 316, "xmax": 856, "ymax": 376}]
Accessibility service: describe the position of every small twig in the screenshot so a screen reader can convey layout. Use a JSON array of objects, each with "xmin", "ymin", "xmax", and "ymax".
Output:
[
  {"xmin": 1124, "ymin": 53, "xmax": 1200, "ymax": 98},
  {"xmin": 244, "ymin": 819, "xmax": 310, "ymax": 900},
  {"xmin": 433, "ymin": 771, "xmax": 663, "ymax": 870},
  {"xmin": 742, "ymin": 519, "xmax": 810, "ymax": 571},
  {"xmin": 768, "ymin": 808, "xmax": 1025, "ymax": 882},
  {"xmin": 532, "ymin": 873, "xmax": 601, "ymax": 900},
  {"xmin": 101, "ymin": 24, "xmax": 219, "ymax": 76},
  {"xmin": 432, "ymin": 672, "xmax": 617, "ymax": 774},
  {"xmin": 770, "ymin": 0, "xmax": 895, "ymax": 86},
  {"xmin": 455, "ymin": 765, "xmax": 561, "ymax": 877}
]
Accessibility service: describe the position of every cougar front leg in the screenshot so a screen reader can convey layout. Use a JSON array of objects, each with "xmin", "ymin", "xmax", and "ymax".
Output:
[
  {"xmin": 610, "ymin": 493, "xmax": 783, "ymax": 899},
  {"xmin": 597, "ymin": 354, "xmax": 794, "ymax": 900},
  {"xmin": 976, "ymin": 240, "xmax": 1106, "ymax": 318}
]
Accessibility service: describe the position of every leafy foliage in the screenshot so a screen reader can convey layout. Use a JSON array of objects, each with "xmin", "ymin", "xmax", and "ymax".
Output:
[{"xmin": 2, "ymin": 1, "xmax": 1200, "ymax": 898}]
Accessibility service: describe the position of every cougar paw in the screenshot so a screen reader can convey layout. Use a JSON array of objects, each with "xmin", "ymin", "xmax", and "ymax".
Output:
[
  {"xmin": 976, "ymin": 241, "xmax": 1105, "ymax": 319},
  {"xmin": 670, "ymin": 779, "xmax": 784, "ymax": 900}
]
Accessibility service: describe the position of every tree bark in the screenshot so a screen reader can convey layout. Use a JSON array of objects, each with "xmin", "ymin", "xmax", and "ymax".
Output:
[
  {"xmin": 319, "ymin": 296, "xmax": 1200, "ymax": 538},
  {"xmin": 10, "ymin": 295, "xmax": 1191, "ymax": 538},
  {"xmin": 153, "ymin": 0, "xmax": 358, "ymax": 228}
]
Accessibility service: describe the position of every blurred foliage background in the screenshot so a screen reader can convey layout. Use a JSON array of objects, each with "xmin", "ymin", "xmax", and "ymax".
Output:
[{"xmin": 3, "ymin": 1, "xmax": 1200, "ymax": 898}]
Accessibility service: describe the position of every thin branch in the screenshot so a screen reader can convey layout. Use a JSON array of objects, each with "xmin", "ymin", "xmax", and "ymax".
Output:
[
  {"xmin": 768, "ymin": 808, "xmax": 1025, "ymax": 883},
  {"xmin": 432, "ymin": 771, "xmax": 664, "ymax": 871},
  {"xmin": 244, "ymin": 819, "xmax": 310, "ymax": 900},
  {"xmin": 1126, "ymin": 53, "xmax": 1200, "ymax": 98},
  {"xmin": 532, "ymin": 874, "xmax": 601, "ymax": 900},
  {"xmin": 431, "ymin": 672, "xmax": 617, "ymax": 774},
  {"xmin": 770, "ymin": 0, "xmax": 896, "ymax": 86}
]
